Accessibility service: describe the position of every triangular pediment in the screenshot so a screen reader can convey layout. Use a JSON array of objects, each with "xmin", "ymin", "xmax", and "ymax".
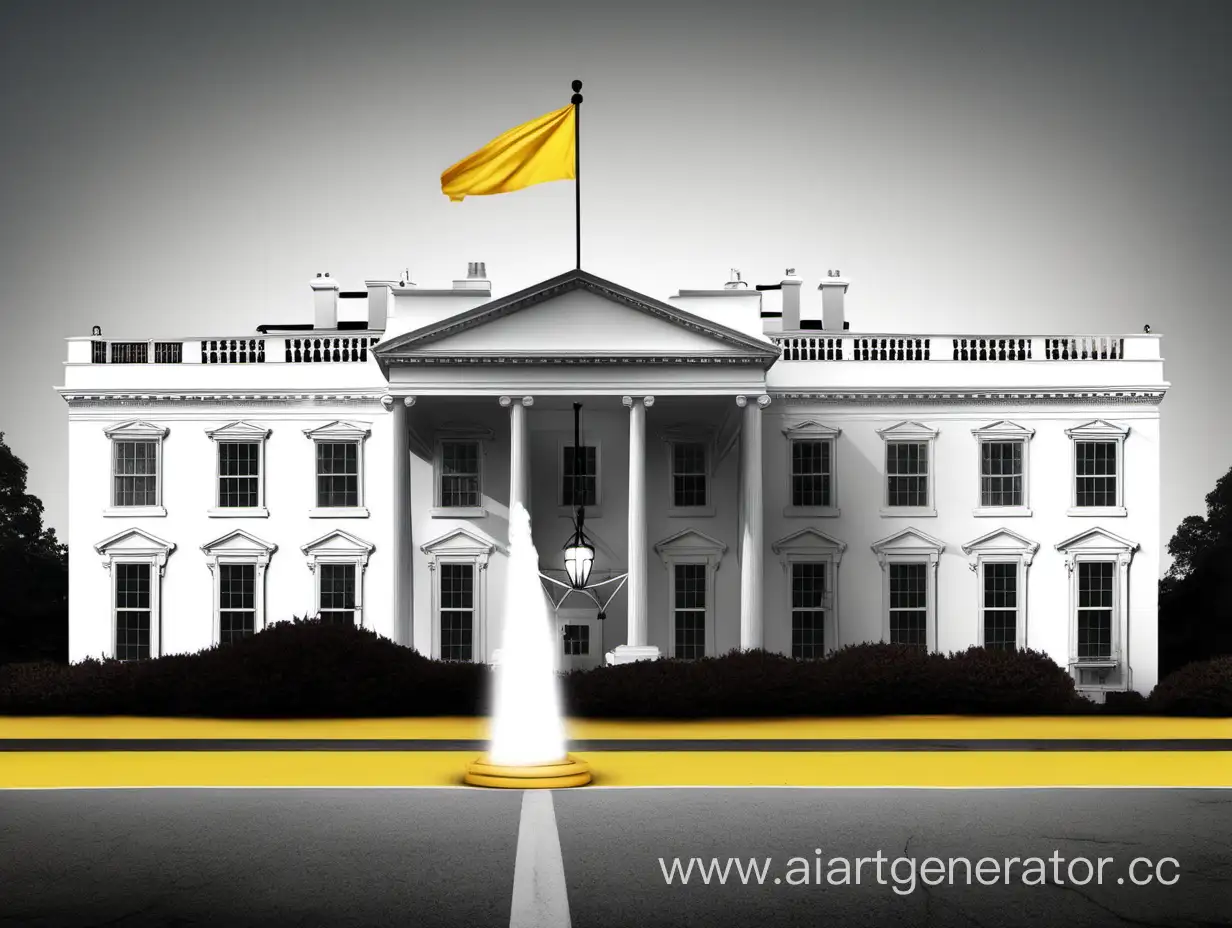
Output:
[
  {"xmin": 302, "ymin": 420, "xmax": 371, "ymax": 441},
  {"xmin": 94, "ymin": 527, "xmax": 176, "ymax": 556},
  {"xmin": 206, "ymin": 421, "xmax": 271, "ymax": 441},
  {"xmin": 772, "ymin": 527, "xmax": 847, "ymax": 558},
  {"xmin": 782, "ymin": 419, "xmax": 842, "ymax": 439},
  {"xmin": 876, "ymin": 420, "xmax": 938, "ymax": 440},
  {"xmin": 103, "ymin": 420, "xmax": 168, "ymax": 439},
  {"xmin": 1056, "ymin": 526, "xmax": 1139, "ymax": 553},
  {"xmin": 962, "ymin": 528, "xmax": 1040, "ymax": 558},
  {"xmin": 1065, "ymin": 419, "xmax": 1129, "ymax": 439},
  {"xmin": 971, "ymin": 420, "xmax": 1035, "ymax": 438},
  {"xmin": 374, "ymin": 270, "xmax": 779, "ymax": 365},
  {"xmin": 871, "ymin": 527, "xmax": 945, "ymax": 557},
  {"xmin": 201, "ymin": 529, "xmax": 277, "ymax": 556},
  {"xmin": 654, "ymin": 528, "xmax": 728, "ymax": 566},
  {"xmin": 301, "ymin": 529, "xmax": 375, "ymax": 558},
  {"xmin": 419, "ymin": 526, "xmax": 501, "ymax": 559}
]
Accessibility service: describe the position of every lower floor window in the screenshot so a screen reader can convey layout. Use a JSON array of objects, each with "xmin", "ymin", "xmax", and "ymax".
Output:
[
  {"xmin": 219, "ymin": 564, "xmax": 256, "ymax": 645},
  {"xmin": 673, "ymin": 563, "xmax": 706, "ymax": 659},
  {"xmin": 982, "ymin": 562, "xmax": 1018, "ymax": 651},
  {"xmin": 115, "ymin": 562, "xmax": 151, "ymax": 661},
  {"xmin": 319, "ymin": 563, "xmax": 356, "ymax": 626},
  {"xmin": 440, "ymin": 563, "xmax": 474, "ymax": 661},
  {"xmin": 889, "ymin": 562, "xmax": 927, "ymax": 649},
  {"xmin": 1077, "ymin": 561, "xmax": 1114, "ymax": 659},
  {"xmin": 563, "ymin": 624, "xmax": 589, "ymax": 656},
  {"xmin": 791, "ymin": 562, "xmax": 826, "ymax": 659}
]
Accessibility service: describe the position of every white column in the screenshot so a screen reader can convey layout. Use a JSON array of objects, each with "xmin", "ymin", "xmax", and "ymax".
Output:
[
  {"xmin": 500, "ymin": 395, "xmax": 534, "ymax": 514},
  {"xmin": 607, "ymin": 395, "xmax": 660, "ymax": 664},
  {"xmin": 383, "ymin": 394, "xmax": 415, "ymax": 649},
  {"xmin": 738, "ymin": 394, "xmax": 770, "ymax": 650}
]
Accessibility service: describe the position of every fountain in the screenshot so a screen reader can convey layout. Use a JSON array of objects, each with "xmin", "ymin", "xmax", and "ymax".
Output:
[{"xmin": 464, "ymin": 502, "xmax": 591, "ymax": 788}]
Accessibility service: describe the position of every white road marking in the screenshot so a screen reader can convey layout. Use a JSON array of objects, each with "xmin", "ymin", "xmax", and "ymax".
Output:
[{"xmin": 509, "ymin": 790, "xmax": 572, "ymax": 928}]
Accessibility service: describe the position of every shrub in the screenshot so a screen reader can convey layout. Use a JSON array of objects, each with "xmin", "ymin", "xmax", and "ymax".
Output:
[
  {"xmin": 0, "ymin": 618, "xmax": 489, "ymax": 717},
  {"xmin": 1148, "ymin": 656, "xmax": 1232, "ymax": 716}
]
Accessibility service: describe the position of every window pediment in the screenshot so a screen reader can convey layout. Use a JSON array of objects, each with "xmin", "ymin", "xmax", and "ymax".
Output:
[
  {"xmin": 420, "ymin": 527, "xmax": 501, "ymax": 563},
  {"xmin": 972, "ymin": 420, "xmax": 1035, "ymax": 439},
  {"xmin": 1055, "ymin": 526, "xmax": 1138, "ymax": 555},
  {"xmin": 654, "ymin": 528, "xmax": 727, "ymax": 568},
  {"xmin": 303, "ymin": 420, "xmax": 372, "ymax": 441},
  {"xmin": 301, "ymin": 529, "xmax": 375, "ymax": 566},
  {"xmin": 962, "ymin": 528, "xmax": 1040, "ymax": 562},
  {"xmin": 781, "ymin": 419, "xmax": 842, "ymax": 440},
  {"xmin": 772, "ymin": 527, "xmax": 847, "ymax": 561},
  {"xmin": 876, "ymin": 420, "xmax": 937, "ymax": 441},
  {"xmin": 104, "ymin": 420, "xmax": 168, "ymax": 440},
  {"xmin": 871, "ymin": 527, "xmax": 945, "ymax": 565},
  {"xmin": 94, "ymin": 528, "xmax": 175, "ymax": 573},
  {"xmin": 201, "ymin": 529, "xmax": 277, "ymax": 558},
  {"xmin": 1065, "ymin": 419, "xmax": 1129, "ymax": 440},
  {"xmin": 206, "ymin": 421, "xmax": 270, "ymax": 441}
]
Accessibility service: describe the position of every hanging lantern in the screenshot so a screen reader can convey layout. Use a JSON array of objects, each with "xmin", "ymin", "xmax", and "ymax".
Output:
[{"xmin": 563, "ymin": 527, "xmax": 595, "ymax": 590}]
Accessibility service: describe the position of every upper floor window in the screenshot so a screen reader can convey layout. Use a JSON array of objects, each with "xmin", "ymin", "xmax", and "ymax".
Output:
[
  {"xmin": 562, "ymin": 444, "xmax": 599, "ymax": 507},
  {"xmin": 670, "ymin": 442, "xmax": 707, "ymax": 508},
  {"xmin": 877, "ymin": 422, "xmax": 937, "ymax": 517},
  {"xmin": 781, "ymin": 420, "xmax": 840, "ymax": 518},
  {"xmin": 972, "ymin": 420, "xmax": 1035, "ymax": 517},
  {"xmin": 103, "ymin": 421, "xmax": 168, "ymax": 517},
  {"xmin": 304, "ymin": 421, "xmax": 371, "ymax": 518},
  {"xmin": 441, "ymin": 440, "xmax": 481, "ymax": 507},
  {"xmin": 1065, "ymin": 420, "xmax": 1129, "ymax": 517},
  {"xmin": 206, "ymin": 421, "xmax": 270, "ymax": 517}
]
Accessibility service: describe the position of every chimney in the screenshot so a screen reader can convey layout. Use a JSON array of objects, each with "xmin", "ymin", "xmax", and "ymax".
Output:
[
  {"xmin": 820, "ymin": 269, "xmax": 850, "ymax": 331},
  {"xmin": 312, "ymin": 272, "xmax": 339, "ymax": 329},
  {"xmin": 453, "ymin": 261, "xmax": 490, "ymax": 290},
  {"xmin": 780, "ymin": 268, "xmax": 803, "ymax": 330},
  {"xmin": 364, "ymin": 279, "xmax": 397, "ymax": 331}
]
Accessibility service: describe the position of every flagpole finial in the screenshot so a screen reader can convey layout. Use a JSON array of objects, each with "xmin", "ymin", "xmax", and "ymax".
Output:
[{"xmin": 571, "ymin": 79, "xmax": 582, "ymax": 104}]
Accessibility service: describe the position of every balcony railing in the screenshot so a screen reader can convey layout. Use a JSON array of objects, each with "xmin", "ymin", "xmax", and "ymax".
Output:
[
  {"xmin": 80, "ymin": 335, "xmax": 381, "ymax": 364},
  {"xmin": 770, "ymin": 333, "xmax": 1147, "ymax": 361}
]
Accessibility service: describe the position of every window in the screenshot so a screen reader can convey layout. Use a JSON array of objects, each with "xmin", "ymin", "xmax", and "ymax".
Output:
[
  {"xmin": 1056, "ymin": 526, "xmax": 1138, "ymax": 693},
  {"xmin": 962, "ymin": 528, "xmax": 1038, "ymax": 652},
  {"xmin": 440, "ymin": 440, "xmax": 481, "ymax": 508},
  {"xmin": 303, "ymin": 422, "xmax": 371, "ymax": 517},
  {"xmin": 202, "ymin": 529, "xmax": 276, "ymax": 646},
  {"xmin": 1065, "ymin": 420, "xmax": 1129, "ymax": 516},
  {"xmin": 877, "ymin": 422, "xmax": 937, "ymax": 517},
  {"xmin": 301, "ymin": 529, "xmax": 374, "ymax": 628},
  {"xmin": 206, "ymin": 422, "xmax": 270, "ymax": 517},
  {"xmin": 104, "ymin": 421, "xmax": 168, "ymax": 516},
  {"xmin": 982, "ymin": 563, "xmax": 1017, "ymax": 651},
  {"xmin": 563, "ymin": 624, "xmax": 590, "ymax": 656},
  {"xmin": 888, "ymin": 563, "xmax": 928, "ymax": 649},
  {"xmin": 421, "ymin": 527, "xmax": 495, "ymax": 661},
  {"xmin": 317, "ymin": 442, "xmax": 359, "ymax": 507},
  {"xmin": 774, "ymin": 527, "xmax": 845, "ymax": 658},
  {"xmin": 319, "ymin": 564, "xmax": 356, "ymax": 625},
  {"xmin": 219, "ymin": 564, "xmax": 256, "ymax": 644},
  {"xmin": 873, "ymin": 527, "xmax": 944, "ymax": 651},
  {"xmin": 115, "ymin": 563, "xmax": 152, "ymax": 661},
  {"xmin": 791, "ymin": 562, "xmax": 827, "ymax": 658},
  {"xmin": 655, "ymin": 529, "xmax": 726, "ymax": 660},
  {"xmin": 670, "ymin": 442, "xmax": 707, "ymax": 508},
  {"xmin": 1077, "ymin": 562, "xmax": 1113, "ymax": 660},
  {"xmin": 972, "ymin": 421, "xmax": 1034, "ymax": 517},
  {"xmin": 94, "ymin": 527, "xmax": 175, "ymax": 660},
  {"xmin": 781, "ymin": 421, "xmax": 841, "ymax": 517},
  {"xmin": 562, "ymin": 445, "xmax": 598, "ymax": 507},
  {"xmin": 673, "ymin": 564, "xmax": 707, "ymax": 660}
]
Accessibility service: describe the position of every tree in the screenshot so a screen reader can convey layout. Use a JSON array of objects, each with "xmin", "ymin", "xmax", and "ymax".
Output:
[
  {"xmin": 0, "ymin": 432, "xmax": 68, "ymax": 663},
  {"xmin": 1160, "ymin": 466, "xmax": 1232, "ymax": 675}
]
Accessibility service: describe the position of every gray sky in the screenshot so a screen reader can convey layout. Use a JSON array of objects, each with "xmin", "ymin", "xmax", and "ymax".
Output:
[{"xmin": 1, "ymin": 0, "xmax": 1228, "ymax": 554}]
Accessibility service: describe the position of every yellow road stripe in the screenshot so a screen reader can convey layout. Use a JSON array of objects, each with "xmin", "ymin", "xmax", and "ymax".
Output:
[
  {"xmin": 0, "ymin": 716, "xmax": 1228, "ymax": 741},
  {"xmin": 0, "ymin": 751, "xmax": 1227, "ymax": 789}
]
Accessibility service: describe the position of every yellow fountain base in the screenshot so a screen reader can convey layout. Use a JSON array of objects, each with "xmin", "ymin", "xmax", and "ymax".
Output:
[{"xmin": 464, "ymin": 754, "xmax": 592, "ymax": 789}]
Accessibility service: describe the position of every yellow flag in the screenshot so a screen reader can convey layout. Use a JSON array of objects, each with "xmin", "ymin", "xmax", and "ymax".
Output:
[{"xmin": 441, "ymin": 104, "xmax": 576, "ymax": 202}]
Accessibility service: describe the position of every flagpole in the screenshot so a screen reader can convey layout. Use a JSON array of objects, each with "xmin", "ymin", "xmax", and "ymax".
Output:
[{"xmin": 571, "ymin": 79, "xmax": 583, "ymax": 270}]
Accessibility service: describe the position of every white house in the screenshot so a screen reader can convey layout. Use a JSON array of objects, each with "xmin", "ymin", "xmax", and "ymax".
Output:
[{"xmin": 59, "ymin": 263, "xmax": 1167, "ymax": 698}]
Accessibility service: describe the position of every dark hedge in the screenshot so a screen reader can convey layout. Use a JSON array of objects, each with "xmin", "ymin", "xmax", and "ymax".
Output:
[{"xmin": 0, "ymin": 620, "xmax": 1226, "ymax": 717}]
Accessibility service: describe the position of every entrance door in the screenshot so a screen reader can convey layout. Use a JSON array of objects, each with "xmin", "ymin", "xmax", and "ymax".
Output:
[{"xmin": 555, "ymin": 608, "xmax": 602, "ymax": 671}]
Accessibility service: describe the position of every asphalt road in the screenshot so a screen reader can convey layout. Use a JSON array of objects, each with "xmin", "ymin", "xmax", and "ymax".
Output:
[{"xmin": 0, "ymin": 788, "xmax": 1227, "ymax": 927}]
